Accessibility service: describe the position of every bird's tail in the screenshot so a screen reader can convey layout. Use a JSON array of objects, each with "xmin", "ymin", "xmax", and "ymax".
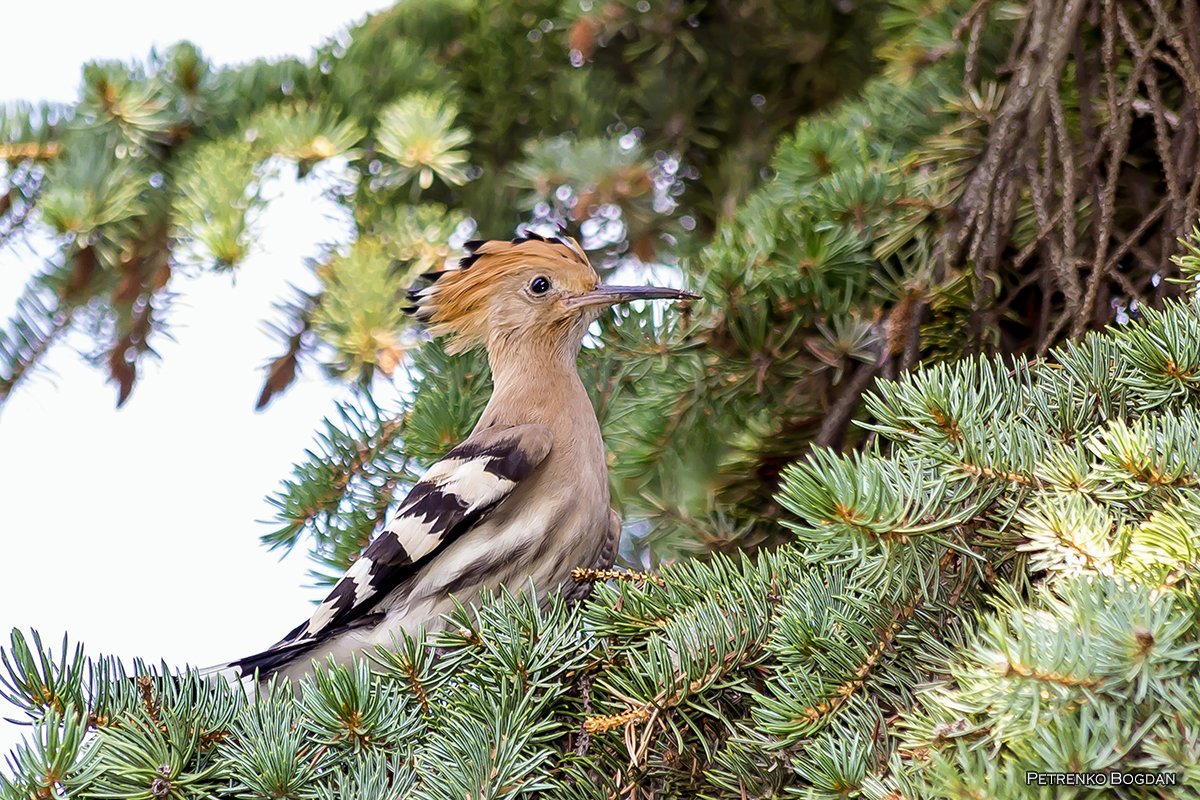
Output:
[
  {"xmin": 198, "ymin": 660, "xmax": 241, "ymax": 682},
  {"xmin": 198, "ymin": 660, "xmax": 258, "ymax": 700}
]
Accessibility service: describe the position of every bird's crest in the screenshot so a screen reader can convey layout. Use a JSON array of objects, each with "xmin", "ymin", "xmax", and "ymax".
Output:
[{"xmin": 406, "ymin": 233, "xmax": 596, "ymax": 353}]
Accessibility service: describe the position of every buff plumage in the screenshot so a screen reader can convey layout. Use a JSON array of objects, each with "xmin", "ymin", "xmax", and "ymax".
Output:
[{"xmin": 211, "ymin": 232, "xmax": 695, "ymax": 687}]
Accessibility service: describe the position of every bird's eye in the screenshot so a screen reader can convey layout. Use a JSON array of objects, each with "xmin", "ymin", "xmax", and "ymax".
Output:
[{"xmin": 530, "ymin": 276, "xmax": 551, "ymax": 295}]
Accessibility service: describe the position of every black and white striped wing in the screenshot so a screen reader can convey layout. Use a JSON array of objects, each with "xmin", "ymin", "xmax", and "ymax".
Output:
[{"xmin": 234, "ymin": 423, "xmax": 552, "ymax": 672}]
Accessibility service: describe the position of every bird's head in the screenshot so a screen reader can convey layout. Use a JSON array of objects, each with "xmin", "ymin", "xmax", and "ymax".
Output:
[{"xmin": 406, "ymin": 233, "xmax": 697, "ymax": 357}]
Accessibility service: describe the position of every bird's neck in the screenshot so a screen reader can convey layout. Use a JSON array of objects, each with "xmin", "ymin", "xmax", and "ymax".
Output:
[
  {"xmin": 477, "ymin": 337, "xmax": 593, "ymax": 430},
  {"xmin": 477, "ymin": 335, "xmax": 609, "ymax": 511}
]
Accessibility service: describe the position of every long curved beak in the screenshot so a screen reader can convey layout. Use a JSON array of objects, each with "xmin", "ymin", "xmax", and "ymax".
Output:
[{"xmin": 565, "ymin": 284, "xmax": 700, "ymax": 310}]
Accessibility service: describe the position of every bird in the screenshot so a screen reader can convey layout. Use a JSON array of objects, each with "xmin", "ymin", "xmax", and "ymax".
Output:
[{"xmin": 214, "ymin": 232, "xmax": 697, "ymax": 688}]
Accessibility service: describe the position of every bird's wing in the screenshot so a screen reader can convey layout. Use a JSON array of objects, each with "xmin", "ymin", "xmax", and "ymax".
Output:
[{"xmin": 233, "ymin": 423, "xmax": 552, "ymax": 671}]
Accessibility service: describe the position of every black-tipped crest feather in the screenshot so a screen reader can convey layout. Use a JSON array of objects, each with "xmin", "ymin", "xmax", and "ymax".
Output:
[{"xmin": 405, "ymin": 234, "xmax": 596, "ymax": 353}]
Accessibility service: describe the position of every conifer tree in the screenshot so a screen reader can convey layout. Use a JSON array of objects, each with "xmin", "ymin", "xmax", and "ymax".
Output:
[
  {"xmin": 3, "ymin": 0, "xmax": 1200, "ymax": 797},
  {"xmin": 5, "ymin": 234, "xmax": 1199, "ymax": 798}
]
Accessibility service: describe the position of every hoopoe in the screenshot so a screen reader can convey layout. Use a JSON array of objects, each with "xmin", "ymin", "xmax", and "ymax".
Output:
[{"xmin": 219, "ymin": 233, "xmax": 696, "ymax": 687}]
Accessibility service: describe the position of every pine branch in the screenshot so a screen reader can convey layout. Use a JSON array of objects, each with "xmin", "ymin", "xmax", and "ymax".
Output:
[{"xmin": 0, "ymin": 280, "xmax": 73, "ymax": 407}]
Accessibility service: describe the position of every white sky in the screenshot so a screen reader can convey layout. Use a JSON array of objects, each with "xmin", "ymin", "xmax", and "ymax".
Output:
[{"xmin": 0, "ymin": 0, "xmax": 391, "ymax": 757}]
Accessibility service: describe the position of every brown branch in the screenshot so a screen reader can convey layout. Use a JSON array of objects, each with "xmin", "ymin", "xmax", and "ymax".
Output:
[
  {"xmin": 1051, "ymin": 82, "xmax": 1084, "ymax": 318},
  {"xmin": 136, "ymin": 675, "xmax": 160, "ymax": 727},
  {"xmin": 583, "ymin": 648, "xmax": 743, "ymax": 736},
  {"xmin": 943, "ymin": 0, "xmax": 1090, "ymax": 349},
  {"xmin": 1145, "ymin": 0, "xmax": 1200, "ymax": 100},
  {"xmin": 959, "ymin": 460, "xmax": 1044, "ymax": 488},
  {"xmin": 1078, "ymin": 6, "xmax": 1163, "ymax": 335},
  {"xmin": 1102, "ymin": 197, "xmax": 1169, "ymax": 280},
  {"xmin": 953, "ymin": 0, "xmax": 993, "ymax": 86},
  {"xmin": 794, "ymin": 597, "xmax": 920, "ymax": 726},
  {"xmin": 572, "ymin": 567, "xmax": 666, "ymax": 588},
  {"xmin": 0, "ymin": 142, "xmax": 60, "ymax": 161}
]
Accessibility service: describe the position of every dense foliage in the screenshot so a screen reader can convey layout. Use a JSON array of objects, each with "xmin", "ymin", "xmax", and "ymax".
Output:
[
  {"xmin": 5, "ymin": 249, "xmax": 1200, "ymax": 797},
  {"xmin": 4, "ymin": 0, "xmax": 1200, "ymax": 796},
  {"xmin": 0, "ymin": 0, "xmax": 883, "ymax": 407}
]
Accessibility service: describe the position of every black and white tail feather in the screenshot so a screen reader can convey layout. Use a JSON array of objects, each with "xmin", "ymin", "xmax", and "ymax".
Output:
[{"xmin": 202, "ymin": 424, "xmax": 553, "ymax": 688}]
